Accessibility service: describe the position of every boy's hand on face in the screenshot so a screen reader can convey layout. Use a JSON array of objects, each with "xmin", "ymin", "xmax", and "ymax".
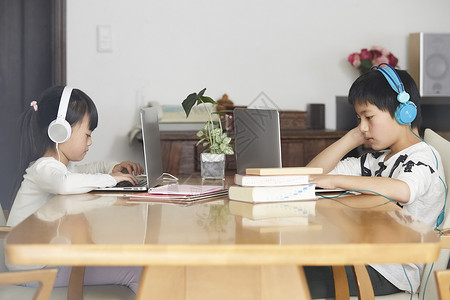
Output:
[
  {"xmin": 112, "ymin": 161, "xmax": 144, "ymax": 176},
  {"xmin": 346, "ymin": 127, "xmax": 366, "ymax": 147}
]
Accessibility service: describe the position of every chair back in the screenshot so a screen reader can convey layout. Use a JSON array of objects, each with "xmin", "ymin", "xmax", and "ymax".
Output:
[
  {"xmin": 435, "ymin": 269, "xmax": 450, "ymax": 300},
  {"xmin": 419, "ymin": 129, "xmax": 450, "ymax": 300},
  {"xmin": 424, "ymin": 129, "xmax": 450, "ymax": 229}
]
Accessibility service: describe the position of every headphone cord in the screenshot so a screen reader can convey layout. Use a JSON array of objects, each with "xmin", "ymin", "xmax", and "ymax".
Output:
[
  {"xmin": 407, "ymin": 125, "xmax": 446, "ymax": 299},
  {"xmin": 316, "ymin": 189, "xmax": 395, "ymax": 207},
  {"xmin": 56, "ymin": 143, "xmax": 61, "ymax": 162}
]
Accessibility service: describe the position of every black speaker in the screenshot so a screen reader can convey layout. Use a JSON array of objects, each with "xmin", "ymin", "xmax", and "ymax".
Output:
[
  {"xmin": 306, "ymin": 103, "xmax": 325, "ymax": 129},
  {"xmin": 336, "ymin": 96, "xmax": 357, "ymax": 130},
  {"xmin": 409, "ymin": 33, "xmax": 450, "ymax": 97}
]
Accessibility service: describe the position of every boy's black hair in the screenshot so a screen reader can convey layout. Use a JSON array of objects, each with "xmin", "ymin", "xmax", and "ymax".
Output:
[{"xmin": 348, "ymin": 69, "xmax": 422, "ymax": 129}]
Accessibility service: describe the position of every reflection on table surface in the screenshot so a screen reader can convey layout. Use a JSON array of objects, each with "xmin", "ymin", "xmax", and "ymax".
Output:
[{"xmin": 5, "ymin": 179, "xmax": 440, "ymax": 267}]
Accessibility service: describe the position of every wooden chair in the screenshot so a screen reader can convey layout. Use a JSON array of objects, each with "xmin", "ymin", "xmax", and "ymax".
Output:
[
  {"xmin": 434, "ymin": 269, "xmax": 450, "ymax": 300},
  {"xmin": 0, "ymin": 204, "xmax": 135, "ymax": 300},
  {"xmin": 329, "ymin": 129, "xmax": 450, "ymax": 300}
]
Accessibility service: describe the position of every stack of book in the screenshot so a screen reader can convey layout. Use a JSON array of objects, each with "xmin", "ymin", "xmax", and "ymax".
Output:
[
  {"xmin": 228, "ymin": 167, "xmax": 323, "ymax": 203},
  {"xmin": 228, "ymin": 167, "xmax": 323, "ymax": 232},
  {"xmin": 229, "ymin": 200, "xmax": 319, "ymax": 232}
]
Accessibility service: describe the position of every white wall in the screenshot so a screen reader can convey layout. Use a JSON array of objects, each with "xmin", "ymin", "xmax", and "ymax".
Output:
[{"xmin": 67, "ymin": 0, "xmax": 450, "ymax": 165}]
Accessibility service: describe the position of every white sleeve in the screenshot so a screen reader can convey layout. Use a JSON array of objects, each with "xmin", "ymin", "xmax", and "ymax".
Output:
[
  {"xmin": 70, "ymin": 161, "xmax": 118, "ymax": 174},
  {"xmin": 329, "ymin": 156, "xmax": 362, "ymax": 176},
  {"xmin": 392, "ymin": 151, "xmax": 439, "ymax": 205},
  {"xmin": 31, "ymin": 159, "xmax": 116, "ymax": 194}
]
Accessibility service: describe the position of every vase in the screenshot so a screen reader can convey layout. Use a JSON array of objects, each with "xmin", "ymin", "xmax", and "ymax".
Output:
[{"xmin": 200, "ymin": 153, "xmax": 225, "ymax": 180}]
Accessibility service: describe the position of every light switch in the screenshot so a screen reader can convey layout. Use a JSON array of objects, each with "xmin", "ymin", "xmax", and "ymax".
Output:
[{"xmin": 97, "ymin": 25, "xmax": 113, "ymax": 53}]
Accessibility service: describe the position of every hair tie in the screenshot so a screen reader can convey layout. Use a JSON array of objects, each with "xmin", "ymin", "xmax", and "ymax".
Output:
[{"xmin": 30, "ymin": 101, "xmax": 38, "ymax": 111}]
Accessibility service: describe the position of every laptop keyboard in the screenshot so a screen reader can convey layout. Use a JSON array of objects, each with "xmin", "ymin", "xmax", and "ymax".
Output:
[{"xmin": 116, "ymin": 177, "xmax": 147, "ymax": 187}]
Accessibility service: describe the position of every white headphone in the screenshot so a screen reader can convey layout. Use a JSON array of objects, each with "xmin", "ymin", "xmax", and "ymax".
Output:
[{"xmin": 47, "ymin": 87, "xmax": 73, "ymax": 143}]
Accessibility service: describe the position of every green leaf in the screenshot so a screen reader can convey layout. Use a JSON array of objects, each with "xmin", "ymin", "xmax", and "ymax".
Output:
[
  {"xmin": 223, "ymin": 146, "xmax": 234, "ymax": 155},
  {"xmin": 223, "ymin": 136, "xmax": 231, "ymax": 144},
  {"xmin": 198, "ymin": 88, "xmax": 206, "ymax": 97},
  {"xmin": 359, "ymin": 59, "xmax": 373, "ymax": 71},
  {"xmin": 196, "ymin": 130, "xmax": 204, "ymax": 137},
  {"xmin": 198, "ymin": 96, "xmax": 216, "ymax": 105},
  {"xmin": 182, "ymin": 92, "xmax": 199, "ymax": 117}
]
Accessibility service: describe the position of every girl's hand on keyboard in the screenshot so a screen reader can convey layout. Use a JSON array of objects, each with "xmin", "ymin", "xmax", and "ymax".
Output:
[
  {"xmin": 110, "ymin": 172, "xmax": 139, "ymax": 185},
  {"xmin": 112, "ymin": 161, "xmax": 144, "ymax": 175}
]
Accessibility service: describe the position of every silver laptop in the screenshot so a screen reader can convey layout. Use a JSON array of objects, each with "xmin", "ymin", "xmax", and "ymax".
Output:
[
  {"xmin": 94, "ymin": 107, "xmax": 165, "ymax": 191},
  {"xmin": 233, "ymin": 108, "xmax": 282, "ymax": 174}
]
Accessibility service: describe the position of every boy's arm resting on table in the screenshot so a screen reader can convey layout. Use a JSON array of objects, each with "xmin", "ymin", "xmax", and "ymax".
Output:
[
  {"xmin": 307, "ymin": 128, "xmax": 365, "ymax": 174},
  {"xmin": 310, "ymin": 174, "xmax": 411, "ymax": 204}
]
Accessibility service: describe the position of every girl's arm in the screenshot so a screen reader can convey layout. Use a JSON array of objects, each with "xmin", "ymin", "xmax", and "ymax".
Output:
[
  {"xmin": 307, "ymin": 127, "xmax": 365, "ymax": 174},
  {"xmin": 73, "ymin": 161, "xmax": 144, "ymax": 176},
  {"xmin": 310, "ymin": 174, "xmax": 411, "ymax": 203},
  {"xmin": 71, "ymin": 161, "xmax": 118, "ymax": 174},
  {"xmin": 33, "ymin": 159, "xmax": 135, "ymax": 194}
]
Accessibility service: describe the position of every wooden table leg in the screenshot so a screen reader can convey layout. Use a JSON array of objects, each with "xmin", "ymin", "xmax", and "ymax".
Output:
[
  {"xmin": 136, "ymin": 265, "xmax": 311, "ymax": 300},
  {"xmin": 68, "ymin": 266, "xmax": 85, "ymax": 300},
  {"xmin": 262, "ymin": 265, "xmax": 311, "ymax": 300},
  {"xmin": 136, "ymin": 266, "xmax": 185, "ymax": 300}
]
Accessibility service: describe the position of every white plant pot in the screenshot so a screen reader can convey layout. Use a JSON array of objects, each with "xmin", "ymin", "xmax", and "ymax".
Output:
[{"xmin": 200, "ymin": 153, "xmax": 225, "ymax": 179}]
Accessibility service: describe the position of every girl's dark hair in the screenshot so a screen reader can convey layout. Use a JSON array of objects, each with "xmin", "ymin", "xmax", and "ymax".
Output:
[
  {"xmin": 8, "ymin": 86, "xmax": 98, "ymax": 210},
  {"xmin": 348, "ymin": 69, "xmax": 422, "ymax": 129}
]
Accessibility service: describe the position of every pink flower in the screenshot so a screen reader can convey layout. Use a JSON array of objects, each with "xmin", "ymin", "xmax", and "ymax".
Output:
[
  {"xmin": 348, "ymin": 53, "xmax": 356, "ymax": 64},
  {"xmin": 352, "ymin": 55, "xmax": 361, "ymax": 68},
  {"xmin": 360, "ymin": 48, "xmax": 372, "ymax": 60},
  {"xmin": 372, "ymin": 56, "xmax": 389, "ymax": 66},
  {"xmin": 370, "ymin": 45, "xmax": 390, "ymax": 57},
  {"xmin": 371, "ymin": 50, "xmax": 382, "ymax": 59},
  {"xmin": 348, "ymin": 46, "xmax": 398, "ymax": 74},
  {"xmin": 348, "ymin": 53, "xmax": 361, "ymax": 67},
  {"xmin": 388, "ymin": 53, "xmax": 398, "ymax": 67}
]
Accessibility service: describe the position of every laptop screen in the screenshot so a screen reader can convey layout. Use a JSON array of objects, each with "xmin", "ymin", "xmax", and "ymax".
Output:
[
  {"xmin": 140, "ymin": 107, "xmax": 164, "ymax": 188},
  {"xmin": 233, "ymin": 108, "xmax": 282, "ymax": 174}
]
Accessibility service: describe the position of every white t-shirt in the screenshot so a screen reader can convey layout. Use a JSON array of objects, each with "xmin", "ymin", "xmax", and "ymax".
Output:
[
  {"xmin": 330, "ymin": 142, "xmax": 446, "ymax": 293},
  {"xmin": 7, "ymin": 157, "xmax": 117, "ymax": 227}
]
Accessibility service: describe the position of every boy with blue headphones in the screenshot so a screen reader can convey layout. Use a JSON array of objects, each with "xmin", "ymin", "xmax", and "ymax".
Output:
[{"xmin": 305, "ymin": 64, "xmax": 446, "ymax": 298}]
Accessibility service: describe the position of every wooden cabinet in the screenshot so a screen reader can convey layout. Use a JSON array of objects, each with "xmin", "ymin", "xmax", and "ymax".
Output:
[{"xmin": 160, "ymin": 130, "xmax": 346, "ymax": 175}]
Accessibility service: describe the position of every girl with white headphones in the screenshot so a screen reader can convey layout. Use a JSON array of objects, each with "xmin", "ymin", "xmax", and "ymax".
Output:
[{"xmin": 7, "ymin": 85, "xmax": 144, "ymax": 293}]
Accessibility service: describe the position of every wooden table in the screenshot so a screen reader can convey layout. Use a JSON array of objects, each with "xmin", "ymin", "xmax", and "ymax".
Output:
[{"xmin": 5, "ymin": 176, "xmax": 440, "ymax": 299}]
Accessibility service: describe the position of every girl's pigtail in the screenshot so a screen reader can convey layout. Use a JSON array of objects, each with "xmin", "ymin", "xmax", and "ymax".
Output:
[{"xmin": 8, "ymin": 105, "xmax": 40, "ymax": 210}]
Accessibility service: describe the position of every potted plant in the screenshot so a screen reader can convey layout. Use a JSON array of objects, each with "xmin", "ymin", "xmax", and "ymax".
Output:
[{"xmin": 182, "ymin": 88, "xmax": 234, "ymax": 179}]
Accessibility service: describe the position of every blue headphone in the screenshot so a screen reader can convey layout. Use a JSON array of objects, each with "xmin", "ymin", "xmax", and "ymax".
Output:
[{"xmin": 374, "ymin": 63, "xmax": 417, "ymax": 125}]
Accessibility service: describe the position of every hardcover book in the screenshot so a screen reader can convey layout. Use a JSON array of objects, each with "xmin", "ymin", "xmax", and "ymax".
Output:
[
  {"xmin": 245, "ymin": 167, "xmax": 323, "ymax": 176},
  {"xmin": 229, "ymin": 200, "xmax": 316, "ymax": 219},
  {"xmin": 234, "ymin": 174, "xmax": 309, "ymax": 187},
  {"xmin": 228, "ymin": 184, "xmax": 317, "ymax": 203}
]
